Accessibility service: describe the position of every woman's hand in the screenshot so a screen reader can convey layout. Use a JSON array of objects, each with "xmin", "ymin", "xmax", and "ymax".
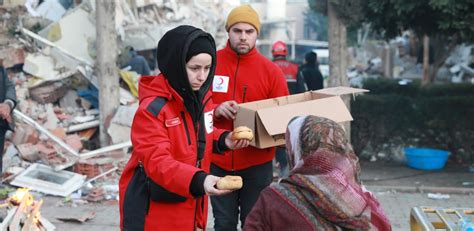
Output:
[
  {"xmin": 225, "ymin": 132, "xmax": 250, "ymax": 150},
  {"xmin": 204, "ymin": 175, "xmax": 232, "ymax": 196},
  {"xmin": 215, "ymin": 100, "xmax": 238, "ymax": 120}
]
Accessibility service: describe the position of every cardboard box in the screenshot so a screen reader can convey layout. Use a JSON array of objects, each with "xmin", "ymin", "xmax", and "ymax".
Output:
[{"xmin": 234, "ymin": 87, "xmax": 368, "ymax": 149}]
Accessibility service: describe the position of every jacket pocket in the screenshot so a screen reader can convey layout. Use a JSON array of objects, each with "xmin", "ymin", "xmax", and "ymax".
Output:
[
  {"xmin": 137, "ymin": 164, "xmax": 187, "ymax": 203},
  {"xmin": 149, "ymin": 180, "xmax": 187, "ymax": 203},
  {"xmin": 123, "ymin": 165, "xmax": 150, "ymax": 230}
]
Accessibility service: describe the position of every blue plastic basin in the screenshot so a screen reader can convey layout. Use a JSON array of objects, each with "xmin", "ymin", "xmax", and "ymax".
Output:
[{"xmin": 404, "ymin": 148, "xmax": 450, "ymax": 170}]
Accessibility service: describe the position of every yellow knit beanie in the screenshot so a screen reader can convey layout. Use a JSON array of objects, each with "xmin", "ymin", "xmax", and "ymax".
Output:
[{"xmin": 225, "ymin": 5, "xmax": 261, "ymax": 34}]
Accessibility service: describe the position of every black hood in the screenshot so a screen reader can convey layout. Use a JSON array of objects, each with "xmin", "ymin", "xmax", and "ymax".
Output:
[{"xmin": 157, "ymin": 25, "xmax": 216, "ymax": 122}]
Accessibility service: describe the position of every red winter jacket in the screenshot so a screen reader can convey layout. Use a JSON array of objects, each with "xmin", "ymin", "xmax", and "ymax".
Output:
[
  {"xmin": 119, "ymin": 75, "xmax": 226, "ymax": 230},
  {"xmin": 273, "ymin": 58, "xmax": 298, "ymax": 82},
  {"xmin": 273, "ymin": 57, "xmax": 305, "ymax": 94},
  {"xmin": 211, "ymin": 42, "xmax": 289, "ymax": 171}
]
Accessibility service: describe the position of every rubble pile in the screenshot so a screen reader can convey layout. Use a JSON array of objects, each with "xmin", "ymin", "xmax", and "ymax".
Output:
[
  {"xmin": 347, "ymin": 31, "xmax": 474, "ymax": 86},
  {"xmin": 0, "ymin": 0, "xmax": 240, "ymax": 209}
]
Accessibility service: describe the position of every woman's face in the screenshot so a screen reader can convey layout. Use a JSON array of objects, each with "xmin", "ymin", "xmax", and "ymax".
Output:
[{"xmin": 186, "ymin": 53, "xmax": 212, "ymax": 91}]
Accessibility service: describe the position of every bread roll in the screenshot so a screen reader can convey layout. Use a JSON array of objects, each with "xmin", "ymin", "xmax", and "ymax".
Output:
[
  {"xmin": 216, "ymin": 175, "xmax": 243, "ymax": 190},
  {"xmin": 231, "ymin": 126, "xmax": 254, "ymax": 141}
]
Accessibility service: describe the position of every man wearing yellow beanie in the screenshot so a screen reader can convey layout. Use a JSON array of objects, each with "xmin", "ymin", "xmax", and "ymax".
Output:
[{"xmin": 210, "ymin": 4, "xmax": 290, "ymax": 231}]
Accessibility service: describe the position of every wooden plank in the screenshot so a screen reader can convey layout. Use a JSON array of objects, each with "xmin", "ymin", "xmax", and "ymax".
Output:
[
  {"xmin": 21, "ymin": 200, "xmax": 43, "ymax": 231},
  {"xmin": 0, "ymin": 206, "xmax": 18, "ymax": 231},
  {"xmin": 9, "ymin": 195, "xmax": 30, "ymax": 231}
]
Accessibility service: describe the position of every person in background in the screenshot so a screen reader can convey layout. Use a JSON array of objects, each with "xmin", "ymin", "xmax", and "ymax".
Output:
[
  {"xmin": 244, "ymin": 115, "xmax": 392, "ymax": 231},
  {"xmin": 211, "ymin": 4, "xmax": 289, "ymax": 231},
  {"xmin": 272, "ymin": 40, "xmax": 305, "ymax": 94},
  {"xmin": 119, "ymin": 25, "xmax": 249, "ymax": 231},
  {"xmin": 300, "ymin": 51, "xmax": 323, "ymax": 91},
  {"xmin": 271, "ymin": 40, "xmax": 304, "ymax": 178},
  {"xmin": 0, "ymin": 60, "xmax": 16, "ymax": 179},
  {"xmin": 120, "ymin": 46, "xmax": 151, "ymax": 76}
]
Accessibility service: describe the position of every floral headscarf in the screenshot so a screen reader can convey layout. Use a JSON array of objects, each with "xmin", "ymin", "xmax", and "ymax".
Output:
[{"xmin": 275, "ymin": 115, "xmax": 391, "ymax": 230}]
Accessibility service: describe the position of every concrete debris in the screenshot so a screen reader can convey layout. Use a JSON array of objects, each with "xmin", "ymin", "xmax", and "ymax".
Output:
[
  {"xmin": 74, "ymin": 156, "xmax": 115, "ymax": 179},
  {"xmin": 25, "ymin": 0, "xmax": 67, "ymax": 21},
  {"xmin": 66, "ymin": 120, "xmax": 99, "ymax": 133},
  {"xmin": 348, "ymin": 32, "xmax": 474, "ymax": 85},
  {"xmin": 10, "ymin": 163, "xmax": 87, "ymax": 197},
  {"xmin": 16, "ymin": 143, "xmax": 40, "ymax": 162},
  {"xmin": 29, "ymin": 80, "xmax": 69, "ymax": 104},
  {"xmin": 427, "ymin": 193, "xmax": 450, "ymax": 200},
  {"xmin": 85, "ymin": 187, "xmax": 105, "ymax": 202},
  {"xmin": 56, "ymin": 211, "xmax": 96, "ymax": 223},
  {"xmin": 446, "ymin": 44, "xmax": 474, "ymax": 83}
]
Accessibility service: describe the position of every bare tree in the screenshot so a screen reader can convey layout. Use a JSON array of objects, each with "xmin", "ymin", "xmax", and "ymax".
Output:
[
  {"xmin": 96, "ymin": 1, "xmax": 119, "ymax": 146},
  {"xmin": 328, "ymin": 3, "xmax": 350, "ymax": 139}
]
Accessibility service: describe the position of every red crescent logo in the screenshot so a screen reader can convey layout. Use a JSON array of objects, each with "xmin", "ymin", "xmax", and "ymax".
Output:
[{"xmin": 218, "ymin": 77, "xmax": 224, "ymax": 85}]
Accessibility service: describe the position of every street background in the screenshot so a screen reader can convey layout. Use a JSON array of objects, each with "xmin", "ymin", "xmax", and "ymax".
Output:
[{"xmin": 36, "ymin": 161, "xmax": 474, "ymax": 231}]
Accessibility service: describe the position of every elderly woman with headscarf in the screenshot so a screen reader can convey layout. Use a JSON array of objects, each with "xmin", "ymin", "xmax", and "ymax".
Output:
[{"xmin": 244, "ymin": 115, "xmax": 391, "ymax": 231}]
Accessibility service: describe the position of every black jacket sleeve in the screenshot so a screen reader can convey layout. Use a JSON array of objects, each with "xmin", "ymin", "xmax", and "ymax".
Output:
[{"xmin": 190, "ymin": 171, "xmax": 208, "ymax": 197}]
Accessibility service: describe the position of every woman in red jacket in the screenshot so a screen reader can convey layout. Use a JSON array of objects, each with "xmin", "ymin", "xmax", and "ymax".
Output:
[{"xmin": 119, "ymin": 25, "xmax": 249, "ymax": 231}]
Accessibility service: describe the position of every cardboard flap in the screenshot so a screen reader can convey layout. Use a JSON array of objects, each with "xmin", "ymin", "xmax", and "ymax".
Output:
[
  {"xmin": 314, "ymin": 87, "xmax": 369, "ymax": 96},
  {"xmin": 234, "ymin": 106, "xmax": 259, "ymax": 146},
  {"xmin": 256, "ymin": 96, "xmax": 352, "ymax": 136}
]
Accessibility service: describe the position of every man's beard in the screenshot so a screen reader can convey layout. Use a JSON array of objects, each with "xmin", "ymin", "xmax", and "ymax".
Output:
[{"xmin": 231, "ymin": 43, "xmax": 254, "ymax": 55}]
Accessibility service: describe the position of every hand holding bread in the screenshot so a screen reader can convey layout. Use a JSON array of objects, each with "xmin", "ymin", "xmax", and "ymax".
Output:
[
  {"xmin": 231, "ymin": 126, "xmax": 254, "ymax": 141},
  {"xmin": 216, "ymin": 175, "xmax": 243, "ymax": 190}
]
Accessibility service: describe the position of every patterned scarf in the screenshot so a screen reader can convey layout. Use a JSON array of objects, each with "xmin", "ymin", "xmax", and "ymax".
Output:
[{"xmin": 275, "ymin": 115, "xmax": 391, "ymax": 230}]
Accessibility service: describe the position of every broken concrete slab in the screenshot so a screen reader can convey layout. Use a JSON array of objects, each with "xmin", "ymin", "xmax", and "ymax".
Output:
[
  {"xmin": 10, "ymin": 123, "xmax": 39, "ymax": 145},
  {"xmin": 37, "ymin": 1, "xmax": 96, "ymax": 66},
  {"xmin": 17, "ymin": 143, "xmax": 40, "ymax": 162},
  {"xmin": 66, "ymin": 120, "xmax": 99, "ymax": 133},
  {"xmin": 59, "ymin": 90, "xmax": 79, "ymax": 108},
  {"xmin": 74, "ymin": 156, "xmax": 114, "ymax": 178},
  {"xmin": 49, "ymin": 127, "xmax": 67, "ymax": 140},
  {"xmin": 73, "ymin": 115, "xmax": 96, "ymax": 124},
  {"xmin": 64, "ymin": 134, "xmax": 83, "ymax": 152},
  {"xmin": 110, "ymin": 104, "xmax": 137, "ymax": 127},
  {"xmin": 10, "ymin": 163, "xmax": 86, "ymax": 197},
  {"xmin": 2, "ymin": 144, "xmax": 19, "ymax": 172},
  {"xmin": 107, "ymin": 123, "xmax": 130, "ymax": 145},
  {"xmin": 28, "ymin": 80, "xmax": 69, "ymax": 104},
  {"xmin": 1, "ymin": 46, "xmax": 25, "ymax": 68},
  {"xmin": 79, "ymin": 141, "xmax": 131, "ymax": 160},
  {"xmin": 14, "ymin": 109, "xmax": 79, "ymax": 157},
  {"xmin": 56, "ymin": 211, "xmax": 96, "ymax": 223},
  {"xmin": 22, "ymin": 52, "xmax": 70, "ymax": 84},
  {"xmin": 1, "ymin": 0, "xmax": 26, "ymax": 8},
  {"xmin": 34, "ymin": 0, "xmax": 67, "ymax": 22}
]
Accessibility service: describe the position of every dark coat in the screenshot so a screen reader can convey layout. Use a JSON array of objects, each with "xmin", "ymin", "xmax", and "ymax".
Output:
[
  {"xmin": 299, "ymin": 63, "xmax": 323, "ymax": 91},
  {"xmin": 0, "ymin": 66, "xmax": 16, "ymax": 131}
]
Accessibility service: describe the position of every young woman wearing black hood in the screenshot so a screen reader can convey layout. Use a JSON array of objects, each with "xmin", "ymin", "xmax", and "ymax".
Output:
[{"xmin": 119, "ymin": 25, "xmax": 249, "ymax": 231}]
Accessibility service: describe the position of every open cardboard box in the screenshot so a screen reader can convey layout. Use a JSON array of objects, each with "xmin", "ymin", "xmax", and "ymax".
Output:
[{"xmin": 234, "ymin": 87, "xmax": 368, "ymax": 149}]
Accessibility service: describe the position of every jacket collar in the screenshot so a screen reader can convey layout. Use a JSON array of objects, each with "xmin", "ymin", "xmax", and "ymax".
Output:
[{"xmin": 223, "ymin": 40, "xmax": 258, "ymax": 60}]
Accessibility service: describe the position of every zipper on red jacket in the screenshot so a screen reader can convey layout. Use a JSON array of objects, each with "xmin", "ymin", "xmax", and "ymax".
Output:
[
  {"xmin": 181, "ymin": 111, "xmax": 192, "ymax": 145},
  {"xmin": 242, "ymin": 85, "xmax": 248, "ymax": 103},
  {"xmin": 195, "ymin": 96, "xmax": 212, "ymax": 168},
  {"xmin": 231, "ymin": 54, "xmax": 241, "ymax": 171},
  {"xmin": 231, "ymin": 55, "xmax": 240, "ymax": 100}
]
